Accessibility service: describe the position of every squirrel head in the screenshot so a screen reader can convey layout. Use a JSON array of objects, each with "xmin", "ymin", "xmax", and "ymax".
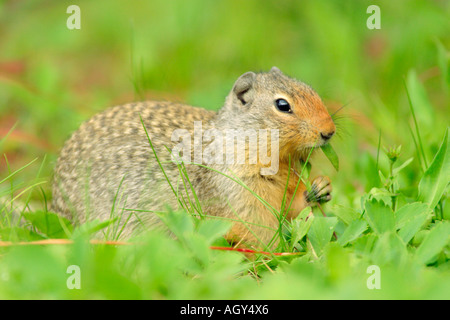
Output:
[{"xmin": 218, "ymin": 67, "xmax": 336, "ymax": 163}]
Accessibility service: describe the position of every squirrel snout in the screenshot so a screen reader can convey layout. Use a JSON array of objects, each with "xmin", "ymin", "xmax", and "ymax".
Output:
[
  {"xmin": 317, "ymin": 115, "xmax": 336, "ymax": 144},
  {"xmin": 320, "ymin": 130, "xmax": 335, "ymax": 142}
]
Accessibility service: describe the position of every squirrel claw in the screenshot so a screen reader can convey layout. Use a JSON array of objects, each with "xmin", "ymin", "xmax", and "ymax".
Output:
[{"xmin": 305, "ymin": 176, "xmax": 332, "ymax": 204}]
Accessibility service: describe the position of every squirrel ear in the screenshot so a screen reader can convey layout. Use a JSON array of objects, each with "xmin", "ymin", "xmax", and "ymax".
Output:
[
  {"xmin": 270, "ymin": 66, "xmax": 282, "ymax": 74},
  {"xmin": 233, "ymin": 71, "xmax": 256, "ymax": 105}
]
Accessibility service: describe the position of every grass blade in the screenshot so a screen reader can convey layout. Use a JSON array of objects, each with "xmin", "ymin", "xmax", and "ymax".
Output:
[
  {"xmin": 321, "ymin": 143, "xmax": 339, "ymax": 171},
  {"xmin": 404, "ymin": 77, "xmax": 428, "ymax": 168},
  {"xmin": 417, "ymin": 128, "xmax": 449, "ymax": 209}
]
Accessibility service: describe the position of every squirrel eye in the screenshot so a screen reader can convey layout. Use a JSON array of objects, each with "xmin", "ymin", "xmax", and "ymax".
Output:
[{"xmin": 275, "ymin": 99, "xmax": 292, "ymax": 113}]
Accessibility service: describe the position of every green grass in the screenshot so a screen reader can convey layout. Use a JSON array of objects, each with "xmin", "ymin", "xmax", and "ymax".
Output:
[{"xmin": 0, "ymin": 0, "xmax": 449, "ymax": 299}]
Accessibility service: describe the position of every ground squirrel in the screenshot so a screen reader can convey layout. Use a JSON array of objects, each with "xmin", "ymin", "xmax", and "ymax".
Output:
[{"xmin": 52, "ymin": 67, "xmax": 336, "ymax": 249}]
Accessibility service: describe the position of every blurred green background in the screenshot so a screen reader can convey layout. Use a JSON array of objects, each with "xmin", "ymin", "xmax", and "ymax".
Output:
[{"xmin": 0, "ymin": 0, "xmax": 449, "ymax": 300}]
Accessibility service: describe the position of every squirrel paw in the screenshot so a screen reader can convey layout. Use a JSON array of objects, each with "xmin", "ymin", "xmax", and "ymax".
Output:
[{"xmin": 305, "ymin": 176, "xmax": 332, "ymax": 204}]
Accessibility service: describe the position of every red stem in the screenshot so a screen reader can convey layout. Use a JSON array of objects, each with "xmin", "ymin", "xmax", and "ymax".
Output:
[{"xmin": 209, "ymin": 246, "xmax": 302, "ymax": 256}]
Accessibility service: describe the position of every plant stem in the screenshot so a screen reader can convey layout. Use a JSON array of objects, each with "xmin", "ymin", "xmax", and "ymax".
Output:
[{"xmin": 389, "ymin": 161, "xmax": 397, "ymax": 211}]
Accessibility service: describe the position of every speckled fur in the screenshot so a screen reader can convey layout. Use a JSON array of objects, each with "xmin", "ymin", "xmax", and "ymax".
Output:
[{"xmin": 52, "ymin": 67, "xmax": 335, "ymax": 248}]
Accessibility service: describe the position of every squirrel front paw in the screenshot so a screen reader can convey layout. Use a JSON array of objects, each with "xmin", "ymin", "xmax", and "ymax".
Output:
[{"xmin": 305, "ymin": 176, "xmax": 332, "ymax": 204}]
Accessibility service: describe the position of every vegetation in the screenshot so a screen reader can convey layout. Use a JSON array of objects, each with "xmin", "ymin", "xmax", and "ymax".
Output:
[{"xmin": 0, "ymin": 0, "xmax": 448, "ymax": 299}]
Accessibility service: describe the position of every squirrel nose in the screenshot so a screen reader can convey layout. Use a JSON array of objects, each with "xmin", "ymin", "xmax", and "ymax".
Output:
[{"xmin": 320, "ymin": 131, "xmax": 335, "ymax": 141}]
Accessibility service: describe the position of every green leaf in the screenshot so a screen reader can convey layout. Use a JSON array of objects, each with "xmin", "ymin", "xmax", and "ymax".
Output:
[
  {"xmin": 321, "ymin": 143, "xmax": 339, "ymax": 171},
  {"xmin": 331, "ymin": 204, "xmax": 360, "ymax": 225},
  {"xmin": 393, "ymin": 157, "xmax": 414, "ymax": 175},
  {"xmin": 307, "ymin": 216, "xmax": 338, "ymax": 255},
  {"xmin": 72, "ymin": 219, "xmax": 116, "ymax": 239},
  {"xmin": 185, "ymin": 233, "xmax": 210, "ymax": 267},
  {"xmin": 418, "ymin": 128, "xmax": 450, "ymax": 209},
  {"xmin": 288, "ymin": 207, "xmax": 313, "ymax": 251},
  {"xmin": 337, "ymin": 219, "xmax": 367, "ymax": 246},
  {"xmin": 297, "ymin": 206, "xmax": 313, "ymax": 220},
  {"xmin": 159, "ymin": 209, "xmax": 195, "ymax": 240},
  {"xmin": 415, "ymin": 221, "xmax": 450, "ymax": 265},
  {"xmin": 364, "ymin": 199, "xmax": 395, "ymax": 234},
  {"xmin": 0, "ymin": 227, "xmax": 45, "ymax": 242},
  {"xmin": 395, "ymin": 203, "xmax": 432, "ymax": 244},
  {"xmin": 23, "ymin": 211, "xmax": 73, "ymax": 239},
  {"xmin": 289, "ymin": 214, "xmax": 314, "ymax": 251},
  {"xmin": 352, "ymin": 234, "xmax": 377, "ymax": 256},
  {"xmin": 196, "ymin": 219, "xmax": 231, "ymax": 244},
  {"xmin": 371, "ymin": 232, "xmax": 408, "ymax": 266},
  {"xmin": 368, "ymin": 187, "xmax": 395, "ymax": 208}
]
